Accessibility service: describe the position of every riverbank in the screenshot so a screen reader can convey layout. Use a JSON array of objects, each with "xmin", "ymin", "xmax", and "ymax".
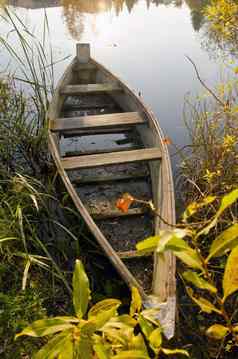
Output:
[{"xmin": 1, "ymin": 1, "xmax": 238, "ymax": 357}]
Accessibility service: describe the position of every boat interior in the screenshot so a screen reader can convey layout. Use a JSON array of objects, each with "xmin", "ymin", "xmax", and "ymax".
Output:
[{"xmin": 49, "ymin": 44, "xmax": 173, "ymax": 301}]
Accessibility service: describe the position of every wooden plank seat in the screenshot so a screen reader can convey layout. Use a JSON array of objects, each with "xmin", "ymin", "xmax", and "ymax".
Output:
[
  {"xmin": 73, "ymin": 63, "xmax": 96, "ymax": 71},
  {"xmin": 61, "ymin": 148, "xmax": 162, "ymax": 170},
  {"xmin": 61, "ymin": 83, "xmax": 121, "ymax": 95},
  {"xmin": 50, "ymin": 112, "xmax": 145, "ymax": 133},
  {"xmin": 90, "ymin": 207, "xmax": 147, "ymax": 220},
  {"xmin": 118, "ymin": 250, "xmax": 151, "ymax": 259},
  {"xmin": 72, "ymin": 171, "xmax": 149, "ymax": 185}
]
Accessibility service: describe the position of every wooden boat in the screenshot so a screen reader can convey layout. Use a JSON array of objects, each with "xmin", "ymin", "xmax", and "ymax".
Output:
[{"xmin": 48, "ymin": 44, "xmax": 176, "ymax": 338}]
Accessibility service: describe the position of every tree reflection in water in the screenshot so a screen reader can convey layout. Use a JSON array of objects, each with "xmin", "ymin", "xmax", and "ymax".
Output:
[{"xmin": 60, "ymin": 0, "xmax": 209, "ymax": 40}]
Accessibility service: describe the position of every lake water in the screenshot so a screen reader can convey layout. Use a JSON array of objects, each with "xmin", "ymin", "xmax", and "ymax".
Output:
[{"xmin": 0, "ymin": 0, "xmax": 232, "ymax": 169}]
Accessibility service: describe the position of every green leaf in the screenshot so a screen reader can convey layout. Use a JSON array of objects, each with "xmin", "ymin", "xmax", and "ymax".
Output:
[
  {"xmin": 206, "ymin": 324, "xmax": 229, "ymax": 340},
  {"xmin": 183, "ymin": 195, "xmax": 216, "ymax": 221},
  {"xmin": 198, "ymin": 189, "xmax": 238, "ymax": 237},
  {"xmin": 223, "ymin": 246, "xmax": 238, "ymax": 302},
  {"xmin": 148, "ymin": 328, "xmax": 162, "ymax": 354},
  {"xmin": 157, "ymin": 229, "xmax": 191, "ymax": 254},
  {"xmin": 163, "ymin": 236, "xmax": 192, "ymax": 252},
  {"xmin": 138, "ymin": 314, "xmax": 154, "ymax": 339},
  {"xmin": 130, "ymin": 334, "xmax": 148, "ymax": 354},
  {"xmin": 58, "ymin": 336, "xmax": 74, "ymax": 359},
  {"xmin": 94, "ymin": 305, "xmax": 120, "ymax": 330},
  {"xmin": 175, "ymin": 248, "xmax": 204, "ymax": 271},
  {"xmin": 140, "ymin": 308, "xmax": 161, "ymax": 327},
  {"xmin": 136, "ymin": 236, "xmax": 159, "ymax": 253},
  {"xmin": 102, "ymin": 315, "xmax": 137, "ymax": 331},
  {"xmin": 187, "ymin": 288, "xmax": 222, "ymax": 315},
  {"xmin": 33, "ymin": 330, "xmax": 73, "ymax": 359},
  {"xmin": 207, "ymin": 223, "xmax": 238, "ymax": 261},
  {"xmin": 88, "ymin": 298, "xmax": 121, "ymax": 319},
  {"xmin": 74, "ymin": 337, "xmax": 94, "ymax": 358},
  {"xmin": 182, "ymin": 271, "xmax": 217, "ymax": 294},
  {"xmin": 112, "ymin": 350, "xmax": 149, "ymax": 359},
  {"xmin": 94, "ymin": 343, "xmax": 110, "ymax": 359},
  {"xmin": 15, "ymin": 318, "xmax": 76, "ymax": 338},
  {"xmin": 130, "ymin": 287, "xmax": 142, "ymax": 316},
  {"xmin": 73, "ymin": 259, "xmax": 90, "ymax": 319},
  {"xmin": 161, "ymin": 347, "xmax": 189, "ymax": 356}
]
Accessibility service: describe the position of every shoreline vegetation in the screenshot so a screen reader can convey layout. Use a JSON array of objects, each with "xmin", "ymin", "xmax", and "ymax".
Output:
[{"xmin": 0, "ymin": 1, "xmax": 238, "ymax": 358}]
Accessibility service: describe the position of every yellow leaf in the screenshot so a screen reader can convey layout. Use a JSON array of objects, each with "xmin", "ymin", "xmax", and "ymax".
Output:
[
  {"xmin": 223, "ymin": 246, "xmax": 238, "ymax": 302},
  {"xmin": 130, "ymin": 287, "xmax": 142, "ymax": 316},
  {"xmin": 182, "ymin": 271, "xmax": 217, "ymax": 294},
  {"xmin": 207, "ymin": 223, "xmax": 238, "ymax": 261},
  {"xmin": 186, "ymin": 288, "xmax": 222, "ymax": 315},
  {"xmin": 206, "ymin": 324, "xmax": 229, "ymax": 340}
]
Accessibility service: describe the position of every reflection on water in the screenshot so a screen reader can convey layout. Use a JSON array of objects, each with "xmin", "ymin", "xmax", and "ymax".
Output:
[
  {"xmin": 0, "ymin": 0, "xmax": 233, "ymax": 155},
  {"xmin": 6, "ymin": 0, "xmax": 208, "ymax": 33},
  {"xmin": 4, "ymin": 0, "xmax": 210, "ymax": 42}
]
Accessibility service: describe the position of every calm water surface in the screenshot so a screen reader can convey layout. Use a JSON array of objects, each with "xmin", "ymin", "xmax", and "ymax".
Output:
[{"xmin": 0, "ymin": 0, "xmax": 231, "ymax": 169}]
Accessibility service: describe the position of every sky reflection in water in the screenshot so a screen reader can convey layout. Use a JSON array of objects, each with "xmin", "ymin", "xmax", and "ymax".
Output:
[{"xmin": 0, "ymin": 0, "xmax": 232, "ymax": 169}]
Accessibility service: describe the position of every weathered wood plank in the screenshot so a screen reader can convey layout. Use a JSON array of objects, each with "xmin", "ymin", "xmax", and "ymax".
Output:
[
  {"xmin": 64, "ymin": 145, "xmax": 140, "ymax": 157},
  {"xmin": 118, "ymin": 250, "xmax": 151, "ymax": 259},
  {"xmin": 50, "ymin": 112, "xmax": 145, "ymax": 132},
  {"xmin": 73, "ymin": 63, "xmax": 96, "ymax": 71},
  {"xmin": 90, "ymin": 207, "xmax": 147, "ymax": 220},
  {"xmin": 72, "ymin": 171, "xmax": 149, "ymax": 185},
  {"xmin": 61, "ymin": 148, "xmax": 162, "ymax": 170},
  {"xmin": 63, "ymin": 127, "xmax": 133, "ymax": 137},
  {"xmin": 61, "ymin": 83, "xmax": 121, "ymax": 95}
]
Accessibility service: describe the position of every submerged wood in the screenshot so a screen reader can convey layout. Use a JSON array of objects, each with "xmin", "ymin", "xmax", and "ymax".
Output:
[{"xmin": 48, "ymin": 43, "xmax": 176, "ymax": 339}]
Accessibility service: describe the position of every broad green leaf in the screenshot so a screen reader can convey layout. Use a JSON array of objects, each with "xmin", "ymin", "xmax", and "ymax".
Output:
[
  {"xmin": 102, "ymin": 315, "xmax": 137, "ymax": 331},
  {"xmin": 130, "ymin": 287, "xmax": 142, "ymax": 316},
  {"xmin": 223, "ymin": 246, "xmax": 238, "ymax": 302},
  {"xmin": 164, "ymin": 236, "xmax": 192, "ymax": 252},
  {"xmin": 15, "ymin": 318, "xmax": 76, "ymax": 338},
  {"xmin": 88, "ymin": 298, "xmax": 121, "ymax": 319},
  {"xmin": 182, "ymin": 271, "xmax": 217, "ymax": 294},
  {"xmin": 57, "ymin": 336, "xmax": 74, "ymax": 359},
  {"xmin": 187, "ymin": 288, "xmax": 222, "ymax": 315},
  {"xmin": 198, "ymin": 189, "xmax": 238, "ymax": 237},
  {"xmin": 73, "ymin": 259, "xmax": 90, "ymax": 319},
  {"xmin": 161, "ymin": 347, "xmax": 189, "ymax": 356},
  {"xmin": 148, "ymin": 328, "xmax": 162, "ymax": 353},
  {"xmin": 136, "ymin": 236, "xmax": 159, "ymax": 253},
  {"xmin": 74, "ymin": 337, "xmax": 93, "ymax": 359},
  {"xmin": 95, "ymin": 305, "xmax": 120, "ymax": 330},
  {"xmin": 175, "ymin": 248, "xmax": 204, "ymax": 271},
  {"xmin": 207, "ymin": 223, "xmax": 238, "ymax": 261},
  {"xmin": 138, "ymin": 314, "xmax": 154, "ymax": 339},
  {"xmin": 183, "ymin": 195, "xmax": 216, "ymax": 221},
  {"xmin": 112, "ymin": 350, "xmax": 149, "ymax": 358},
  {"xmin": 157, "ymin": 229, "xmax": 191, "ymax": 253},
  {"xmin": 33, "ymin": 330, "xmax": 73, "ymax": 359},
  {"xmin": 216, "ymin": 189, "xmax": 238, "ymax": 216},
  {"xmin": 140, "ymin": 308, "xmax": 161, "ymax": 327},
  {"xmin": 104, "ymin": 327, "xmax": 130, "ymax": 345},
  {"xmin": 130, "ymin": 334, "xmax": 148, "ymax": 354},
  {"xmin": 206, "ymin": 324, "xmax": 229, "ymax": 340},
  {"xmin": 79, "ymin": 320, "xmax": 97, "ymax": 336},
  {"xmin": 94, "ymin": 343, "xmax": 110, "ymax": 359}
]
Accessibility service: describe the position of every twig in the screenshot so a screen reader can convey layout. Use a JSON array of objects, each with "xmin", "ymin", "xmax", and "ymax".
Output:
[{"xmin": 185, "ymin": 55, "xmax": 225, "ymax": 107}]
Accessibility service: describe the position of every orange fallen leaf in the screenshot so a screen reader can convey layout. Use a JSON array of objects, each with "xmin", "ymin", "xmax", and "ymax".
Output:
[
  {"xmin": 116, "ymin": 193, "xmax": 135, "ymax": 213},
  {"xmin": 162, "ymin": 137, "xmax": 172, "ymax": 145}
]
